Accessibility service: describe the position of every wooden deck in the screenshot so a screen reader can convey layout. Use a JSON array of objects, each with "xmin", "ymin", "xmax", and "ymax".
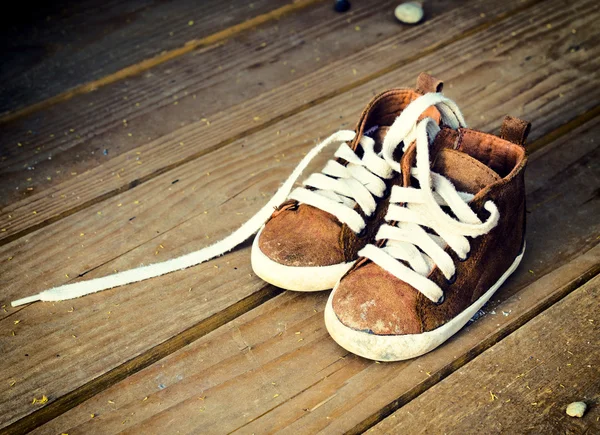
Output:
[{"xmin": 1, "ymin": 0, "xmax": 598, "ymax": 433}]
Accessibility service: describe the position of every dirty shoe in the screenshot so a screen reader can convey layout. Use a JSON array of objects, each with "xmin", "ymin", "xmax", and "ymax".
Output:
[
  {"xmin": 325, "ymin": 116, "xmax": 530, "ymax": 361},
  {"xmin": 251, "ymin": 73, "xmax": 467, "ymax": 291}
]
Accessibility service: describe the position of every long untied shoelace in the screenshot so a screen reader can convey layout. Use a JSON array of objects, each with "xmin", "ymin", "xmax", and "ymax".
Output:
[
  {"xmin": 12, "ymin": 93, "xmax": 465, "ymax": 307},
  {"xmin": 360, "ymin": 116, "xmax": 500, "ymax": 304}
]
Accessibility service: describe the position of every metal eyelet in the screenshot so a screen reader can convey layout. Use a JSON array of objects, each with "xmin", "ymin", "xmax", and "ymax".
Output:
[
  {"xmin": 458, "ymin": 252, "xmax": 470, "ymax": 262},
  {"xmin": 380, "ymin": 184, "xmax": 390, "ymax": 199},
  {"xmin": 435, "ymin": 294, "xmax": 445, "ymax": 305},
  {"xmin": 446, "ymin": 274, "xmax": 457, "ymax": 285}
]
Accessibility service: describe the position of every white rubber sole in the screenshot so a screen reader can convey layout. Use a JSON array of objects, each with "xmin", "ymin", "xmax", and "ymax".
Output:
[
  {"xmin": 251, "ymin": 227, "xmax": 355, "ymax": 292},
  {"xmin": 325, "ymin": 245, "xmax": 526, "ymax": 361}
]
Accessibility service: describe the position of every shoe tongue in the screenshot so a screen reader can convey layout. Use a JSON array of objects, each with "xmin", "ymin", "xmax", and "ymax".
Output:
[
  {"xmin": 431, "ymin": 148, "xmax": 501, "ymax": 194},
  {"xmin": 370, "ymin": 127, "xmax": 500, "ymax": 194},
  {"xmin": 363, "ymin": 126, "xmax": 390, "ymax": 154},
  {"xmin": 398, "ymin": 128, "xmax": 501, "ymax": 194}
]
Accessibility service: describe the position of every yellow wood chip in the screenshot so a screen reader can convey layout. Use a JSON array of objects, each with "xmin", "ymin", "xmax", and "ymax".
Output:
[{"xmin": 32, "ymin": 395, "xmax": 48, "ymax": 405}]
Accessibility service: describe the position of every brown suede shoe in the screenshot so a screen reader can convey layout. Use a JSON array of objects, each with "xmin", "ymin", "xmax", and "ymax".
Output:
[
  {"xmin": 325, "ymin": 116, "xmax": 530, "ymax": 361},
  {"xmin": 251, "ymin": 73, "xmax": 465, "ymax": 291}
]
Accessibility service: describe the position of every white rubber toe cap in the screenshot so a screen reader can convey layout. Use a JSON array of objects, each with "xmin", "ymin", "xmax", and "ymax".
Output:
[
  {"xmin": 325, "ymin": 246, "xmax": 525, "ymax": 361},
  {"xmin": 251, "ymin": 227, "xmax": 354, "ymax": 292}
]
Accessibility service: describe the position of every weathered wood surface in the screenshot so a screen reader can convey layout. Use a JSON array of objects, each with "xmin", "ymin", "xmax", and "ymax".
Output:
[
  {"xmin": 370, "ymin": 276, "xmax": 600, "ymax": 435},
  {"xmin": 0, "ymin": 0, "xmax": 598, "ymax": 432},
  {"xmin": 27, "ymin": 117, "xmax": 600, "ymax": 434},
  {"xmin": 0, "ymin": 0, "xmax": 540, "ymax": 241},
  {"xmin": 0, "ymin": 0, "xmax": 300, "ymax": 117},
  {"xmin": 1, "ymin": 0, "xmax": 599, "ymax": 430},
  {"xmin": 0, "ymin": 0, "xmax": 327, "ymax": 210}
]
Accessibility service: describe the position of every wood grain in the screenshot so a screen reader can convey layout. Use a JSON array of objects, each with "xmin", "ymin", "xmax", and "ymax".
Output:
[
  {"xmin": 29, "ymin": 242, "xmax": 600, "ymax": 433},
  {"xmin": 2, "ymin": 0, "xmax": 598, "ymax": 340},
  {"xmin": 0, "ymin": 0, "xmax": 396, "ymax": 206},
  {"xmin": 0, "ymin": 0, "xmax": 300, "ymax": 117},
  {"xmin": 1, "ymin": 0, "xmax": 598, "ymax": 430},
  {"xmin": 2, "ymin": 0, "xmax": 597, "ymax": 252},
  {"xmin": 369, "ymin": 276, "xmax": 600, "ymax": 435},
  {"xmin": 0, "ymin": 0, "xmax": 539, "ymax": 235},
  {"xmin": 9, "ymin": 112, "xmax": 600, "ymax": 433}
]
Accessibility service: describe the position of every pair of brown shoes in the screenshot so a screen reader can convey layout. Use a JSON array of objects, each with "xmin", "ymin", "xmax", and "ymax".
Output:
[
  {"xmin": 12, "ymin": 73, "xmax": 529, "ymax": 364},
  {"xmin": 252, "ymin": 72, "xmax": 529, "ymax": 361}
]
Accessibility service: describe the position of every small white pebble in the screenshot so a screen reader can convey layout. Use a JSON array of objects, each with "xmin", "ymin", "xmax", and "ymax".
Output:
[
  {"xmin": 394, "ymin": 2, "xmax": 424, "ymax": 24},
  {"xmin": 566, "ymin": 401, "xmax": 587, "ymax": 417}
]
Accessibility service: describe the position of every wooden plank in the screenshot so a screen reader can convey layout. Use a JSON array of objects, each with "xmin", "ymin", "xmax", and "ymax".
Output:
[
  {"xmin": 369, "ymin": 276, "xmax": 600, "ymax": 435},
  {"xmin": 0, "ymin": 0, "xmax": 302, "ymax": 117},
  {"xmin": 1, "ymin": 0, "xmax": 599, "ymax": 429},
  {"xmin": 29, "ymin": 233, "xmax": 600, "ymax": 432},
  {"xmin": 14, "ymin": 112, "xmax": 600, "ymax": 434},
  {"xmin": 0, "ymin": 0, "xmax": 396, "ymax": 210},
  {"xmin": 0, "ymin": 0, "xmax": 540, "ymax": 239},
  {"xmin": 2, "ymin": 0, "xmax": 597, "ymax": 275}
]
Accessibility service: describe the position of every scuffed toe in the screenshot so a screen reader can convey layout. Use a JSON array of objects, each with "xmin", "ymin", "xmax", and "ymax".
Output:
[
  {"xmin": 332, "ymin": 262, "xmax": 422, "ymax": 335},
  {"xmin": 258, "ymin": 204, "xmax": 346, "ymax": 267}
]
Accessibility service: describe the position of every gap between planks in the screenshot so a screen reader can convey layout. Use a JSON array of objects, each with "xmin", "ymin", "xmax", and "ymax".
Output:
[
  {"xmin": 2, "ymin": 0, "xmax": 589, "ymax": 430},
  {"xmin": 25, "ymin": 248, "xmax": 600, "ymax": 433},
  {"xmin": 368, "ymin": 275, "xmax": 600, "ymax": 434},
  {"xmin": 0, "ymin": 0, "xmax": 548, "ymax": 247},
  {"xmin": 1, "ymin": 109, "xmax": 597, "ymax": 435},
  {"xmin": 0, "ymin": 286, "xmax": 281, "ymax": 435},
  {"xmin": 0, "ymin": 0, "xmax": 398, "ymax": 211},
  {"xmin": 2, "ymin": 101, "xmax": 598, "ymax": 250},
  {"xmin": 0, "ymin": 0, "xmax": 325, "ymax": 125},
  {"xmin": 1, "ymin": 7, "xmax": 597, "ymax": 429},
  {"xmin": 348, "ymin": 262, "xmax": 600, "ymax": 435}
]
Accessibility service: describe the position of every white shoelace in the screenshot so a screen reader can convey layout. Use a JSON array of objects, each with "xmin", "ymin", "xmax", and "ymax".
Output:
[
  {"xmin": 289, "ymin": 92, "xmax": 466, "ymax": 234},
  {"xmin": 288, "ymin": 133, "xmax": 393, "ymax": 234},
  {"xmin": 12, "ymin": 93, "xmax": 465, "ymax": 306},
  {"xmin": 359, "ymin": 116, "xmax": 500, "ymax": 304}
]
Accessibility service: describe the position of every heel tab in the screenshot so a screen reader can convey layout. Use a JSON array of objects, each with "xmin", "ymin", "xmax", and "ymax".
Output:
[
  {"xmin": 416, "ymin": 72, "xmax": 443, "ymax": 94},
  {"xmin": 500, "ymin": 116, "xmax": 531, "ymax": 146}
]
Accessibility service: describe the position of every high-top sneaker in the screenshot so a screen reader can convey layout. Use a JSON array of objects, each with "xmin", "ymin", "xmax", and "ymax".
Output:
[
  {"xmin": 325, "ymin": 116, "xmax": 530, "ymax": 360},
  {"xmin": 251, "ymin": 73, "xmax": 467, "ymax": 291}
]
